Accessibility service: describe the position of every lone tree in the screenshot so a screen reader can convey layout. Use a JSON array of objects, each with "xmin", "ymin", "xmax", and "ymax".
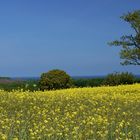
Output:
[
  {"xmin": 109, "ymin": 10, "xmax": 140, "ymax": 65},
  {"xmin": 39, "ymin": 69, "xmax": 72, "ymax": 90}
]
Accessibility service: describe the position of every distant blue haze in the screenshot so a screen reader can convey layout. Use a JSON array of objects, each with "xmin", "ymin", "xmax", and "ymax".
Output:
[{"xmin": 12, "ymin": 75, "xmax": 140, "ymax": 81}]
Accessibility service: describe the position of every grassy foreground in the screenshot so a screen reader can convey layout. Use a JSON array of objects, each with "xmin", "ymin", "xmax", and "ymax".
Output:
[{"xmin": 0, "ymin": 84, "xmax": 140, "ymax": 140}]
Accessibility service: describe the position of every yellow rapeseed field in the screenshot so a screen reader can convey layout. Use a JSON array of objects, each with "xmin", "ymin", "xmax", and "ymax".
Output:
[{"xmin": 0, "ymin": 84, "xmax": 140, "ymax": 140}]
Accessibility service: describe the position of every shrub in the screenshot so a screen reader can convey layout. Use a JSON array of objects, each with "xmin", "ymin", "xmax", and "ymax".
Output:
[
  {"xmin": 0, "ymin": 80, "xmax": 39, "ymax": 91},
  {"xmin": 73, "ymin": 78, "xmax": 104, "ymax": 87},
  {"xmin": 39, "ymin": 69, "xmax": 72, "ymax": 90},
  {"xmin": 104, "ymin": 72, "xmax": 135, "ymax": 86}
]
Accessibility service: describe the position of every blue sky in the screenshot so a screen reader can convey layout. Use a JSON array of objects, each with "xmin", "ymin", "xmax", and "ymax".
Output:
[{"xmin": 0, "ymin": 0, "xmax": 140, "ymax": 77}]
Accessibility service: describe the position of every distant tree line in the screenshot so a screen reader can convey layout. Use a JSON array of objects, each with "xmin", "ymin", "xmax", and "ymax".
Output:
[
  {"xmin": 38, "ymin": 70, "xmax": 139, "ymax": 91},
  {"xmin": 0, "ymin": 69, "xmax": 139, "ymax": 91}
]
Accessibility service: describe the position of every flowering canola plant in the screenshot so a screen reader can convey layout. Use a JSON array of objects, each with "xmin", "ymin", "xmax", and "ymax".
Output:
[{"xmin": 0, "ymin": 84, "xmax": 140, "ymax": 140}]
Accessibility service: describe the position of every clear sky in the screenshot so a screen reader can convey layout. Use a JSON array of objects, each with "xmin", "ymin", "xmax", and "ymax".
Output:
[{"xmin": 0, "ymin": 0, "xmax": 140, "ymax": 77}]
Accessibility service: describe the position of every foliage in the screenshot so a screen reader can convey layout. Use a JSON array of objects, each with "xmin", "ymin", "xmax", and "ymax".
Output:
[
  {"xmin": 0, "ymin": 84, "xmax": 140, "ymax": 139},
  {"xmin": 0, "ymin": 80, "xmax": 39, "ymax": 91},
  {"xmin": 73, "ymin": 78, "xmax": 104, "ymax": 87},
  {"xmin": 135, "ymin": 77, "xmax": 140, "ymax": 83},
  {"xmin": 0, "ymin": 76, "xmax": 139, "ymax": 91},
  {"xmin": 109, "ymin": 10, "xmax": 140, "ymax": 65},
  {"xmin": 39, "ymin": 69, "xmax": 72, "ymax": 90},
  {"xmin": 104, "ymin": 72, "xmax": 135, "ymax": 86}
]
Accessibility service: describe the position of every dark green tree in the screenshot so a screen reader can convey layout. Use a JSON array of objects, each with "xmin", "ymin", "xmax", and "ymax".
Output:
[
  {"xmin": 109, "ymin": 10, "xmax": 140, "ymax": 65},
  {"xmin": 104, "ymin": 72, "xmax": 135, "ymax": 86},
  {"xmin": 39, "ymin": 69, "xmax": 72, "ymax": 90}
]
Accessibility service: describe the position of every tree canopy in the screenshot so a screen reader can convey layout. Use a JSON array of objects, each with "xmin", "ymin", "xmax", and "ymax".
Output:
[
  {"xmin": 39, "ymin": 69, "xmax": 72, "ymax": 90},
  {"xmin": 109, "ymin": 10, "xmax": 140, "ymax": 65}
]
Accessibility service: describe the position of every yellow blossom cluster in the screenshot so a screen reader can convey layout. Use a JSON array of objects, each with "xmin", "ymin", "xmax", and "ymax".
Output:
[{"xmin": 0, "ymin": 84, "xmax": 140, "ymax": 139}]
